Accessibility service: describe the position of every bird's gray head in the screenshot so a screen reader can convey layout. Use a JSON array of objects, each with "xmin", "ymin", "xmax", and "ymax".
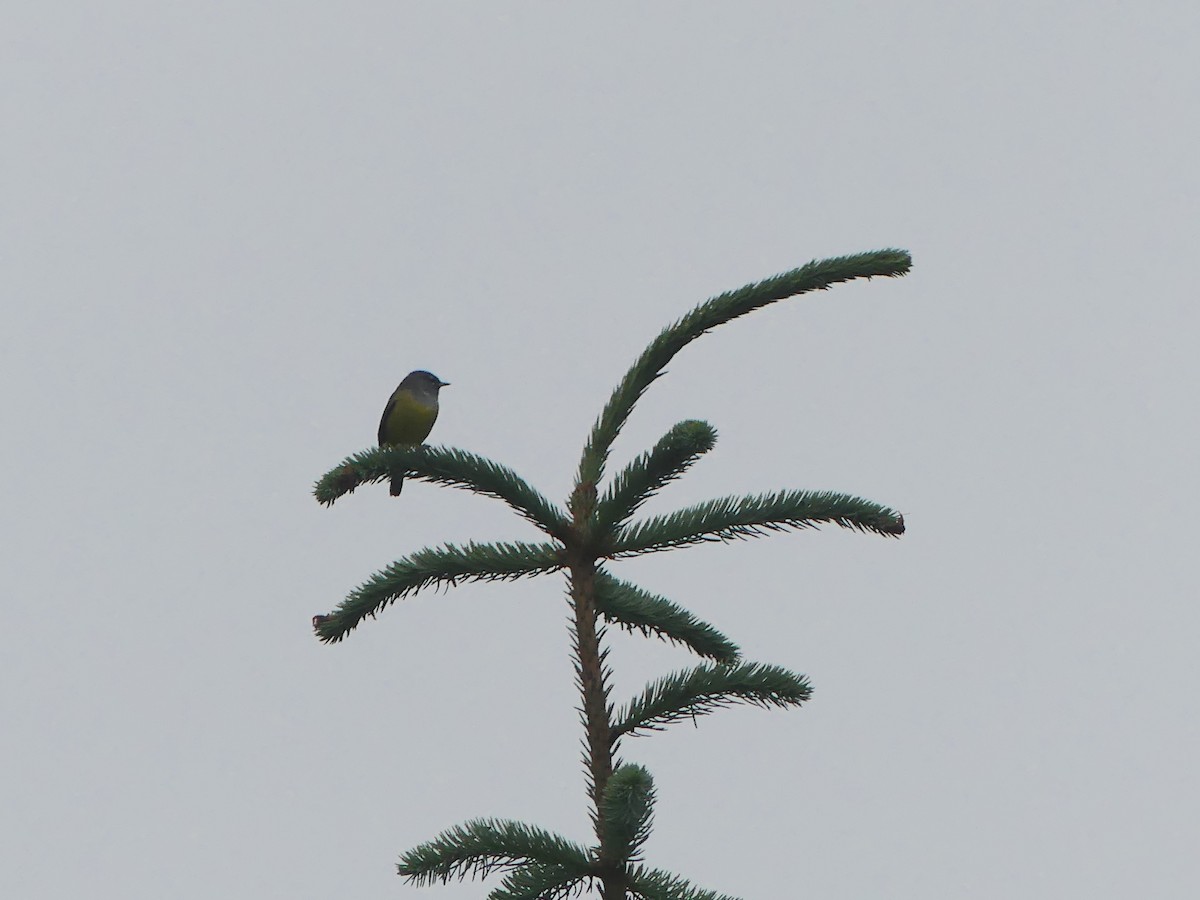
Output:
[{"xmin": 401, "ymin": 369, "xmax": 449, "ymax": 401}]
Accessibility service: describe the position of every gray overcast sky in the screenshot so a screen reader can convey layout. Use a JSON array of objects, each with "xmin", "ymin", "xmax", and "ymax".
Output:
[{"xmin": 4, "ymin": 3, "xmax": 1198, "ymax": 898}]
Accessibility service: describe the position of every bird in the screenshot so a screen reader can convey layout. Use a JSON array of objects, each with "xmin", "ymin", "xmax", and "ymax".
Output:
[{"xmin": 377, "ymin": 370, "xmax": 449, "ymax": 495}]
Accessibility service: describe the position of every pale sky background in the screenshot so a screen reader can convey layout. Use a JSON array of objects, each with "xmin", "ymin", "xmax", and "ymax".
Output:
[{"xmin": 4, "ymin": 3, "xmax": 1198, "ymax": 899}]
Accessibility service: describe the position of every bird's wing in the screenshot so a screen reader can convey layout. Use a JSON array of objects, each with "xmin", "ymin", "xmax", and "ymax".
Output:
[{"xmin": 378, "ymin": 389, "xmax": 398, "ymax": 445}]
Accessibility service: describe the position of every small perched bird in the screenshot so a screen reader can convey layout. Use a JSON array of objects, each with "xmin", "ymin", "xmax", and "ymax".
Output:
[{"xmin": 377, "ymin": 370, "xmax": 449, "ymax": 495}]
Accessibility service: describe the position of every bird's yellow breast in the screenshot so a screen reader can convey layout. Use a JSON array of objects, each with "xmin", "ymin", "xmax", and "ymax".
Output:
[{"xmin": 380, "ymin": 390, "xmax": 439, "ymax": 445}]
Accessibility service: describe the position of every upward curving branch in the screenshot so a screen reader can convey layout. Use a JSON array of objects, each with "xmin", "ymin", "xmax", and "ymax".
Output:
[
  {"xmin": 575, "ymin": 249, "xmax": 911, "ymax": 494},
  {"xmin": 594, "ymin": 420, "xmax": 718, "ymax": 534},
  {"xmin": 599, "ymin": 765, "xmax": 656, "ymax": 864}
]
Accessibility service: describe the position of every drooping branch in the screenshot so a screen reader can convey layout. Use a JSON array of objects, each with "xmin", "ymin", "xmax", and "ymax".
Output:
[
  {"xmin": 314, "ymin": 444, "xmax": 570, "ymax": 538},
  {"xmin": 594, "ymin": 572, "xmax": 740, "ymax": 664},
  {"xmin": 397, "ymin": 818, "xmax": 592, "ymax": 887},
  {"xmin": 314, "ymin": 540, "xmax": 563, "ymax": 642}
]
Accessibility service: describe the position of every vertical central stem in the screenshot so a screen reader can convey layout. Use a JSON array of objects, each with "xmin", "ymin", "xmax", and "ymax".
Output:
[
  {"xmin": 568, "ymin": 556, "xmax": 613, "ymax": 823},
  {"xmin": 568, "ymin": 481, "xmax": 625, "ymax": 899},
  {"xmin": 568, "ymin": 555, "xmax": 626, "ymax": 900}
]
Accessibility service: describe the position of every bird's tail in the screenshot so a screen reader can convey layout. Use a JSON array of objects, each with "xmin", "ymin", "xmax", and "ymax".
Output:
[{"xmin": 389, "ymin": 473, "xmax": 405, "ymax": 496}]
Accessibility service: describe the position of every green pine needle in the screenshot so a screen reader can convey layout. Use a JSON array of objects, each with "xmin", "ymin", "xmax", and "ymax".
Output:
[
  {"xmin": 398, "ymin": 818, "xmax": 592, "ymax": 887},
  {"xmin": 609, "ymin": 489, "xmax": 904, "ymax": 558},
  {"xmin": 488, "ymin": 863, "xmax": 592, "ymax": 900},
  {"xmin": 611, "ymin": 662, "xmax": 812, "ymax": 741},
  {"xmin": 314, "ymin": 444, "xmax": 570, "ymax": 538},
  {"xmin": 313, "ymin": 541, "xmax": 563, "ymax": 643},
  {"xmin": 594, "ymin": 572, "xmax": 740, "ymax": 664},
  {"xmin": 577, "ymin": 249, "xmax": 911, "ymax": 488},
  {"xmin": 594, "ymin": 420, "xmax": 718, "ymax": 534},
  {"xmin": 627, "ymin": 865, "xmax": 743, "ymax": 900},
  {"xmin": 600, "ymin": 764, "xmax": 656, "ymax": 863}
]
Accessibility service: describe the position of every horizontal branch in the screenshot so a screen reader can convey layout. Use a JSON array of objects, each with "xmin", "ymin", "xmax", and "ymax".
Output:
[
  {"xmin": 609, "ymin": 489, "xmax": 904, "ymax": 557},
  {"xmin": 313, "ymin": 541, "xmax": 563, "ymax": 642},
  {"xmin": 611, "ymin": 662, "xmax": 812, "ymax": 742},
  {"xmin": 314, "ymin": 444, "xmax": 570, "ymax": 538},
  {"xmin": 398, "ymin": 818, "xmax": 592, "ymax": 887}
]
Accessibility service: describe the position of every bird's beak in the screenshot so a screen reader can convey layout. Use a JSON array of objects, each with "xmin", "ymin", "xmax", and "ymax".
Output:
[{"xmin": 439, "ymin": 379, "xmax": 451, "ymax": 387}]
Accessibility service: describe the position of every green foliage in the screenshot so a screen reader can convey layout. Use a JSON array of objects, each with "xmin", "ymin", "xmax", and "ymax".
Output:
[
  {"xmin": 600, "ymin": 765, "xmax": 656, "ymax": 863},
  {"xmin": 609, "ymin": 489, "xmax": 904, "ymax": 558},
  {"xmin": 594, "ymin": 572, "xmax": 740, "ymax": 664},
  {"xmin": 594, "ymin": 420, "xmax": 718, "ymax": 534},
  {"xmin": 312, "ymin": 249, "xmax": 911, "ymax": 897},
  {"xmin": 627, "ymin": 866, "xmax": 744, "ymax": 900},
  {"xmin": 576, "ymin": 249, "xmax": 911, "ymax": 491},
  {"xmin": 488, "ymin": 863, "xmax": 592, "ymax": 900},
  {"xmin": 611, "ymin": 662, "xmax": 812, "ymax": 742},
  {"xmin": 397, "ymin": 819, "xmax": 592, "ymax": 887},
  {"xmin": 314, "ymin": 540, "xmax": 563, "ymax": 643},
  {"xmin": 314, "ymin": 444, "xmax": 570, "ymax": 538}
]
